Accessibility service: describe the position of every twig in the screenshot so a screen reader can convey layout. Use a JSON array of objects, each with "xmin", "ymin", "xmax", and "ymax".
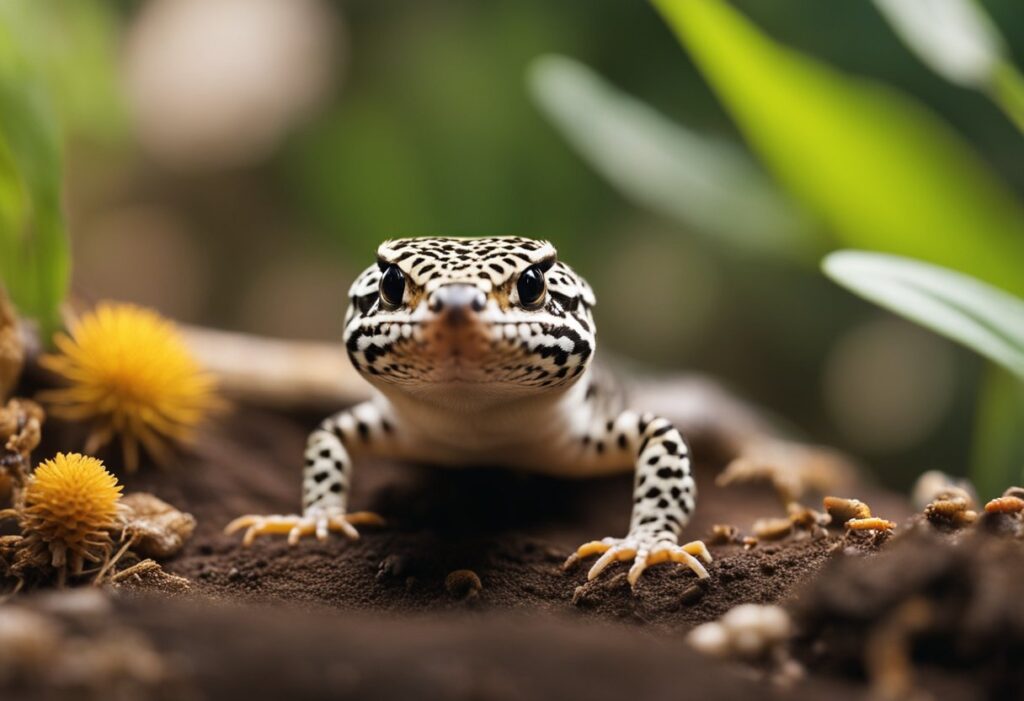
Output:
[
  {"xmin": 178, "ymin": 325, "xmax": 372, "ymax": 410},
  {"xmin": 93, "ymin": 533, "xmax": 138, "ymax": 585}
]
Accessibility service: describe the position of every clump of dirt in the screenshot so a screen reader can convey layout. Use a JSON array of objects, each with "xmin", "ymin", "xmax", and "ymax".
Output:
[{"xmin": 790, "ymin": 523, "xmax": 1024, "ymax": 697}]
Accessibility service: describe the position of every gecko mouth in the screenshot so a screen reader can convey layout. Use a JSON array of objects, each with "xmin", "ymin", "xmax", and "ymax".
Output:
[{"xmin": 421, "ymin": 317, "xmax": 491, "ymax": 364}]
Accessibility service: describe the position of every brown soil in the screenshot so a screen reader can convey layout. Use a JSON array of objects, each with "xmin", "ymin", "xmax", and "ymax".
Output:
[{"xmin": 3, "ymin": 406, "xmax": 1021, "ymax": 700}]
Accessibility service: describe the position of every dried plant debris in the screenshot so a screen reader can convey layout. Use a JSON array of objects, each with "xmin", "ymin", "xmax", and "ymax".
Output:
[
  {"xmin": 0, "ymin": 286, "xmax": 24, "ymax": 401},
  {"xmin": 718, "ymin": 439, "xmax": 857, "ymax": 506},
  {"xmin": 120, "ymin": 492, "xmax": 197, "ymax": 559},
  {"xmin": 0, "ymin": 398, "xmax": 44, "ymax": 497},
  {"xmin": 8, "ymin": 453, "xmax": 123, "ymax": 586},
  {"xmin": 108, "ymin": 558, "xmax": 191, "ymax": 594},
  {"xmin": 1, "ymin": 454, "xmax": 195, "ymax": 594}
]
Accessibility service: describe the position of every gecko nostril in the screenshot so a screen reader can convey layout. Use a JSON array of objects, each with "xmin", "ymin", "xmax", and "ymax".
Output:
[{"xmin": 432, "ymin": 284, "xmax": 486, "ymax": 317}]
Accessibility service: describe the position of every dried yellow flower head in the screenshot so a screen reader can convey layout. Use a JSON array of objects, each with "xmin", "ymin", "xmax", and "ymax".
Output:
[
  {"xmin": 40, "ymin": 302, "xmax": 219, "ymax": 470},
  {"xmin": 20, "ymin": 453, "xmax": 123, "ymax": 577}
]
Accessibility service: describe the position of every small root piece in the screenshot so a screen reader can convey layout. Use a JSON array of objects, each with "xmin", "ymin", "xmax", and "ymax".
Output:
[
  {"xmin": 865, "ymin": 597, "xmax": 933, "ymax": 701},
  {"xmin": 109, "ymin": 559, "xmax": 162, "ymax": 583},
  {"xmin": 93, "ymin": 535, "xmax": 138, "ymax": 585}
]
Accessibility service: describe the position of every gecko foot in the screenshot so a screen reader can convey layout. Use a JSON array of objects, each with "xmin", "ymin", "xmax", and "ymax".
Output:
[
  {"xmin": 564, "ymin": 537, "xmax": 712, "ymax": 588},
  {"xmin": 225, "ymin": 509, "xmax": 384, "ymax": 546}
]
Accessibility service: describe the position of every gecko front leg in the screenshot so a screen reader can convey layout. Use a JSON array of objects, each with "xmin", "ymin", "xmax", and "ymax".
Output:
[
  {"xmin": 225, "ymin": 401, "xmax": 391, "ymax": 545},
  {"xmin": 565, "ymin": 411, "xmax": 712, "ymax": 588}
]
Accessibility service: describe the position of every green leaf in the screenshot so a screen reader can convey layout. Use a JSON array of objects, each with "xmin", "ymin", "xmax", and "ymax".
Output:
[
  {"xmin": 0, "ymin": 24, "xmax": 69, "ymax": 338},
  {"xmin": 653, "ymin": 0, "xmax": 1024, "ymax": 298},
  {"xmin": 0, "ymin": 0, "xmax": 125, "ymax": 143},
  {"xmin": 872, "ymin": 0, "xmax": 1004, "ymax": 88},
  {"xmin": 823, "ymin": 251, "xmax": 1024, "ymax": 380},
  {"xmin": 872, "ymin": 0, "xmax": 1024, "ymax": 134},
  {"xmin": 971, "ymin": 363, "xmax": 1024, "ymax": 499},
  {"xmin": 527, "ymin": 54, "xmax": 816, "ymax": 259}
]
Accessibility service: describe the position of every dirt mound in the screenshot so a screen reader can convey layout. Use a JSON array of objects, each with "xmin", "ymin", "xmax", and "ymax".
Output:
[{"xmin": 792, "ymin": 523, "xmax": 1024, "ymax": 697}]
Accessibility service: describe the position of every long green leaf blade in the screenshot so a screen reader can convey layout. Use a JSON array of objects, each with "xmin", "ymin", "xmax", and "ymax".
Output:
[
  {"xmin": 823, "ymin": 250, "xmax": 1024, "ymax": 380},
  {"xmin": 0, "ymin": 18, "xmax": 69, "ymax": 338},
  {"xmin": 872, "ymin": 0, "xmax": 1005, "ymax": 88},
  {"xmin": 527, "ymin": 54, "xmax": 815, "ymax": 260},
  {"xmin": 653, "ymin": 0, "xmax": 1024, "ymax": 298}
]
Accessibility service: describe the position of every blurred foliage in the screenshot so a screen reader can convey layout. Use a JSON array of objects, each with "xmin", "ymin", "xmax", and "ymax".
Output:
[
  {"xmin": 654, "ymin": 0, "xmax": 1024, "ymax": 298},
  {"xmin": 528, "ymin": 55, "xmax": 817, "ymax": 262},
  {"xmin": 284, "ymin": 3, "xmax": 599, "ymax": 261},
  {"xmin": 0, "ymin": 0, "xmax": 123, "ymax": 336},
  {"xmin": 823, "ymin": 252, "xmax": 1024, "ymax": 381},
  {"xmin": 0, "ymin": 14, "xmax": 69, "ymax": 338},
  {"xmin": 873, "ymin": 0, "xmax": 1024, "ymax": 133},
  {"xmin": 0, "ymin": 0, "xmax": 125, "ymax": 143},
  {"xmin": 824, "ymin": 252, "xmax": 1024, "ymax": 494}
]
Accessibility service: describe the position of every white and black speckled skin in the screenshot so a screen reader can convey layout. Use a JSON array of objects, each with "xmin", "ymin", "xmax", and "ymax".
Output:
[{"xmin": 229, "ymin": 236, "xmax": 711, "ymax": 585}]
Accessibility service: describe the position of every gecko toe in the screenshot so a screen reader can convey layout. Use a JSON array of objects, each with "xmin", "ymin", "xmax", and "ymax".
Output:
[{"xmin": 569, "ymin": 536, "xmax": 711, "ymax": 589}]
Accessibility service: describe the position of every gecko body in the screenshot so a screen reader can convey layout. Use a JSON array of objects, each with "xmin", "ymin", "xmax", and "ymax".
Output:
[{"xmin": 228, "ymin": 236, "xmax": 712, "ymax": 584}]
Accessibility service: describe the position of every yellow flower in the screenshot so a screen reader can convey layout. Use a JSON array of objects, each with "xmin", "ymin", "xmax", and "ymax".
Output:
[
  {"xmin": 39, "ymin": 302, "xmax": 219, "ymax": 471},
  {"xmin": 20, "ymin": 452, "xmax": 123, "ymax": 577}
]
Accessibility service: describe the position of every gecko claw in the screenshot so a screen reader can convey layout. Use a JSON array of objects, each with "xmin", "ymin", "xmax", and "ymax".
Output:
[
  {"xmin": 225, "ymin": 510, "xmax": 385, "ymax": 546},
  {"xmin": 567, "ymin": 537, "xmax": 711, "ymax": 588}
]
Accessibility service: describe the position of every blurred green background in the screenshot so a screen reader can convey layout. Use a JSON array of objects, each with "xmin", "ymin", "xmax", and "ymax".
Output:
[{"xmin": 3, "ymin": 0, "xmax": 1024, "ymax": 492}]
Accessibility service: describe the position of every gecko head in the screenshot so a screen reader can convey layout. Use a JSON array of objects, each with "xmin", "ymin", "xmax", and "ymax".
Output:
[{"xmin": 342, "ymin": 236, "xmax": 596, "ymax": 400}]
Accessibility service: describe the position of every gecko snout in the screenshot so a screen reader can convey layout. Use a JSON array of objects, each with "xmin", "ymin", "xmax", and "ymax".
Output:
[{"xmin": 429, "ymin": 284, "xmax": 487, "ymax": 325}]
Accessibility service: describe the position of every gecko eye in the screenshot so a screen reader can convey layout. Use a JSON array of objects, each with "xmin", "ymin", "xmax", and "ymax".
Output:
[
  {"xmin": 516, "ymin": 265, "xmax": 546, "ymax": 309},
  {"xmin": 379, "ymin": 264, "xmax": 406, "ymax": 307}
]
